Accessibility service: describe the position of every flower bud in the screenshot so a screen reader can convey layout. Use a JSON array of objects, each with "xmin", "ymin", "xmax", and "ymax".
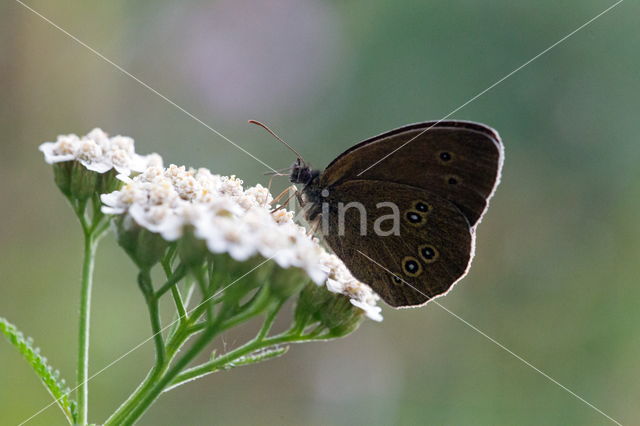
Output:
[
  {"xmin": 212, "ymin": 254, "xmax": 274, "ymax": 303},
  {"xmin": 178, "ymin": 228, "xmax": 209, "ymax": 267},
  {"xmin": 97, "ymin": 169, "xmax": 123, "ymax": 195},
  {"xmin": 269, "ymin": 266, "xmax": 310, "ymax": 301},
  {"xmin": 295, "ymin": 283, "xmax": 364, "ymax": 337},
  {"xmin": 320, "ymin": 295, "xmax": 364, "ymax": 338},
  {"xmin": 69, "ymin": 161, "xmax": 99, "ymax": 201},
  {"xmin": 114, "ymin": 216, "xmax": 168, "ymax": 270},
  {"xmin": 51, "ymin": 161, "xmax": 74, "ymax": 197}
]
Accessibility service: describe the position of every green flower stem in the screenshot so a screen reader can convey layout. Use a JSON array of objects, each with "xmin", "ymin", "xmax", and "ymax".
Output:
[
  {"xmin": 192, "ymin": 266, "xmax": 214, "ymax": 323},
  {"xmin": 256, "ymin": 300, "xmax": 284, "ymax": 340},
  {"xmin": 76, "ymin": 232, "xmax": 95, "ymax": 425},
  {"xmin": 187, "ymin": 292, "xmax": 224, "ymax": 321},
  {"xmin": 118, "ymin": 324, "xmax": 223, "ymax": 425},
  {"xmin": 75, "ymin": 211, "xmax": 109, "ymax": 425},
  {"xmin": 187, "ymin": 285, "xmax": 273, "ymax": 335},
  {"xmin": 90, "ymin": 217, "xmax": 110, "ymax": 236},
  {"xmin": 169, "ymin": 302, "xmax": 287, "ymax": 389},
  {"xmin": 138, "ymin": 271, "xmax": 165, "ymax": 368},
  {"xmin": 105, "ymin": 272, "xmax": 218, "ymax": 426},
  {"xmin": 104, "ymin": 321, "xmax": 192, "ymax": 425},
  {"xmin": 155, "ymin": 264, "xmax": 187, "ymax": 298},
  {"xmin": 107, "ymin": 285, "xmax": 275, "ymax": 425},
  {"xmin": 170, "ymin": 327, "xmax": 325, "ymax": 390},
  {"xmin": 160, "ymin": 257, "xmax": 188, "ymax": 341},
  {"xmin": 167, "ymin": 285, "xmax": 191, "ymax": 343},
  {"xmin": 74, "ymin": 200, "xmax": 90, "ymax": 235},
  {"xmin": 170, "ymin": 286, "xmax": 186, "ymax": 319},
  {"xmin": 215, "ymin": 285, "xmax": 272, "ymax": 330}
]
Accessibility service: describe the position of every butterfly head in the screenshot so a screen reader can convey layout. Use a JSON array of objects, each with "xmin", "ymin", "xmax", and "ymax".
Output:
[
  {"xmin": 247, "ymin": 120, "xmax": 318, "ymax": 185},
  {"xmin": 289, "ymin": 158, "xmax": 320, "ymax": 186}
]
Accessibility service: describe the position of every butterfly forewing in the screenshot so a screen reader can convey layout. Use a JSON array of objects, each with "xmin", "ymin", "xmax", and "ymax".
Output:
[
  {"xmin": 320, "ymin": 121, "xmax": 503, "ymax": 226},
  {"xmin": 322, "ymin": 180, "xmax": 473, "ymax": 307}
]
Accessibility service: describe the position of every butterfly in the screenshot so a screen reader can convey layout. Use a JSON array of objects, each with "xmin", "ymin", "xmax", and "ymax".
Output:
[{"xmin": 255, "ymin": 120, "xmax": 503, "ymax": 308}]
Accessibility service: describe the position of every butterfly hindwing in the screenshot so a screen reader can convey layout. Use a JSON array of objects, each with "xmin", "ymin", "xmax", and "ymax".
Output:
[
  {"xmin": 321, "ymin": 180, "xmax": 474, "ymax": 307},
  {"xmin": 320, "ymin": 121, "xmax": 503, "ymax": 227}
]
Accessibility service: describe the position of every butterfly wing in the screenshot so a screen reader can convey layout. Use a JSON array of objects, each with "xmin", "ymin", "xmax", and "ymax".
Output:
[
  {"xmin": 322, "ymin": 180, "xmax": 473, "ymax": 308},
  {"xmin": 320, "ymin": 121, "xmax": 503, "ymax": 227}
]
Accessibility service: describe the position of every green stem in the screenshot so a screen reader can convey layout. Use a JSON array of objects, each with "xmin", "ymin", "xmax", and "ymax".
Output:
[
  {"xmin": 170, "ymin": 329, "xmax": 321, "ymax": 389},
  {"xmin": 170, "ymin": 307, "xmax": 285, "ymax": 389},
  {"xmin": 108, "ymin": 290, "xmax": 273, "ymax": 424},
  {"xmin": 77, "ymin": 231, "xmax": 96, "ymax": 425},
  {"xmin": 72, "ymin": 193, "xmax": 110, "ymax": 425},
  {"xmin": 104, "ymin": 323, "xmax": 192, "ymax": 425},
  {"xmin": 120, "ymin": 325, "xmax": 222, "ymax": 425},
  {"xmin": 138, "ymin": 271, "xmax": 165, "ymax": 368},
  {"xmin": 187, "ymin": 286, "xmax": 272, "ymax": 334},
  {"xmin": 74, "ymin": 199, "xmax": 90, "ymax": 235},
  {"xmin": 216, "ymin": 286, "xmax": 272, "ymax": 330},
  {"xmin": 155, "ymin": 264, "xmax": 187, "ymax": 298},
  {"xmin": 160, "ymin": 257, "xmax": 187, "ymax": 341},
  {"xmin": 188, "ymin": 293, "xmax": 224, "ymax": 321},
  {"xmin": 170, "ymin": 286, "xmax": 186, "ymax": 319},
  {"xmin": 105, "ymin": 319, "xmax": 310, "ymax": 425},
  {"xmin": 192, "ymin": 266, "xmax": 213, "ymax": 323},
  {"xmin": 166, "ymin": 281, "xmax": 192, "ymax": 343},
  {"xmin": 256, "ymin": 300, "xmax": 284, "ymax": 341}
]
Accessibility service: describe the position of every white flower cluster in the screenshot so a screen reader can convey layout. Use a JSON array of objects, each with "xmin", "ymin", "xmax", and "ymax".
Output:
[
  {"xmin": 39, "ymin": 128, "xmax": 162, "ymax": 175},
  {"xmin": 101, "ymin": 164, "xmax": 382, "ymax": 321},
  {"xmin": 321, "ymin": 252, "xmax": 383, "ymax": 322}
]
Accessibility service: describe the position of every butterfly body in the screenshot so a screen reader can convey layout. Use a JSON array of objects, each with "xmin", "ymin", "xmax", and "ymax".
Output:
[{"xmin": 290, "ymin": 121, "xmax": 503, "ymax": 308}]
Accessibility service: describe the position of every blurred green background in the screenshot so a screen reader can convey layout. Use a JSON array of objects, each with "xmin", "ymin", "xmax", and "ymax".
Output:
[{"xmin": 1, "ymin": 0, "xmax": 638, "ymax": 424}]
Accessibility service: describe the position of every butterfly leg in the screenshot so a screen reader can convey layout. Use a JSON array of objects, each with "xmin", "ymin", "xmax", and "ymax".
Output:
[
  {"xmin": 295, "ymin": 190, "xmax": 304, "ymax": 208},
  {"xmin": 271, "ymin": 185, "xmax": 298, "ymax": 213},
  {"xmin": 264, "ymin": 174, "xmax": 278, "ymax": 207},
  {"xmin": 306, "ymin": 218, "xmax": 320, "ymax": 237},
  {"xmin": 270, "ymin": 186, "xmax": 291, "ymax": 206}
]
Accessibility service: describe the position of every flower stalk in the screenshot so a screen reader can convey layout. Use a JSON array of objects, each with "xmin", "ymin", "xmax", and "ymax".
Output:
[
  {"xmin": 76, "ymin": 231, "xmax": 95, "ymax": 425},
  {"xmin": 74, "ymin": 196, "xmax": 109, "ymax": 426},
  {"xmin": 138, "ymin": 271, "xmax": 166, "ymax": 368}
]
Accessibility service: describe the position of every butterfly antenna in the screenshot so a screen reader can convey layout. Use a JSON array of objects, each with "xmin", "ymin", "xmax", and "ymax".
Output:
[
  {"xmin": 248, "ymin": 120, "xmax": 306, "ymax": 163},
  {"xmin": 264, "ymin": 165, "xmax": 295, "ymax": 175},
  {"xmin": 263, "ymin": 171, "xmax": 289, "ymax": 176}
]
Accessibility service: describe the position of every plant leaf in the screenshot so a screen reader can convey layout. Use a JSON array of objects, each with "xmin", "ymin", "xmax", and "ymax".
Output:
[
  {"xmin": 0, "ymin": 317, "xmax": 77, "ymax": 424},
  {"xmin": 226, "ymin": 345, "xmax": 289, "ymax": 369}
]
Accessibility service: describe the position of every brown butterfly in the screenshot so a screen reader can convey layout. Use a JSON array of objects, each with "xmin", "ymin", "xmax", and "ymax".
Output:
[{"xmin": 257, "ymin": 120, "xmax": 503, "ymax": 308}]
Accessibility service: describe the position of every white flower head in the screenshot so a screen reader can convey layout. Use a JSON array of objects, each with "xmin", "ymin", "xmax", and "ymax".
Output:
[
  {"xmin": 271, "ymin": 208, "xmax": 294, "ymax": 225},
  {"xmin": 39, "ymin": 128, "xmax": 161, "ymax": 177},
  {"xmin": 243, "ymin": 184, "xmax": 273, "ymax": 207},
  {"xmin": 319, "ymin": 253, "xmax": 382, "ymax": 321},
  {"xmin": 101, "ymin": 164, "xmax": 383, "ymax": 321},
  {"xmin": 110, "ymin": 135, "xmax": 135, "ymax": 154},
  {"xmin": 39, "ymin": 134, "xmax": 80, "ymax": 164},
  {"xmin": 85, "ymin": 128, "xmax": 110, "ymax": 149},
  {"xmin": 351, "ymin": 299, "xmax": 383, "ymax": 322}
]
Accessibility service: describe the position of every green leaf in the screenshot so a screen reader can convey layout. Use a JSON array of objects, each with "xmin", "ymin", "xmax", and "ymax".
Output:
[
  {"xmin": 0, "ymin": 317, "xmax": 77, "ymax": 424},
  {"xmin": 226, "ymin": 345, "xmax": 289, "ymax": 369}
]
